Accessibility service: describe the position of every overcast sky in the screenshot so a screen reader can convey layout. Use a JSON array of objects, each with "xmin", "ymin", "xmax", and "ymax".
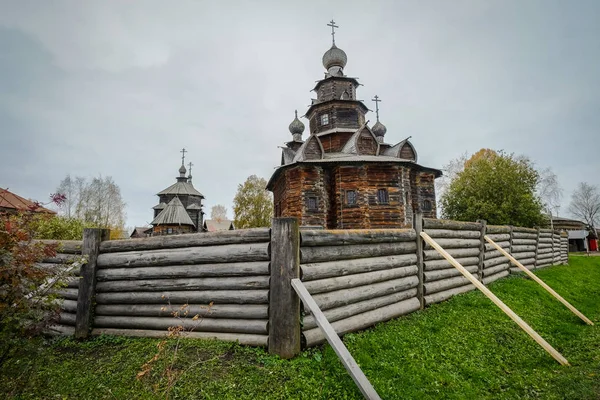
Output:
[{"xmin": 1, "ymin": 0, "xmax": 598, "ymax": 229}]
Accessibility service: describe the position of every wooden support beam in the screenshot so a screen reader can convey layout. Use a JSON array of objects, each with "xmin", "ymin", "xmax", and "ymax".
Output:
[
  {"xmin": 420, "ymin": 232, "xmax": 570, "ymax": 366},
  {"xmin": 484, "ymin": 235, "xmax": 594, "ymax": 326},
  {"xmin": 268, "ymin": 218, "xmax": 301, "ymax": 359},
  {"xmin": 75, "ymin": 228, "xmax": 109, "ymax": 339},
  {"xmin": 291, "ymin": 279, "xmax": 382, "ymax": 400}
]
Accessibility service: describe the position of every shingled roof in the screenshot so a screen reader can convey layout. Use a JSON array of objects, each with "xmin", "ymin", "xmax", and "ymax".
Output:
[
  {"xmin": 157, "ymin": 181, "xmax": 204, "ymax": 198},
  {"xmin": 0, "ymin": 188, "xmax": 55, "ymax": 214},
  {"xmin": 151, "ymin": 197, "xmax": 195, "ymax": 227}
]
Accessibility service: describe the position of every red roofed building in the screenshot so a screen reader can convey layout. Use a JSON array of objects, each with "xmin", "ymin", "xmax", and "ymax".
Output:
[{"xmin": 0, "ymin": 188, "xmax": 56, "ymax": 214}]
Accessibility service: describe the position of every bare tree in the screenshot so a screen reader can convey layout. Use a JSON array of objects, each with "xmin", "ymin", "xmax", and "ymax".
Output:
[
  {"xmin": 537, "ymin": 167, "xmax": 563, "ymax": 216},
  {"xmin": 435, "ymin": 152, "xmax": 468, "ymax": 213},
  {"xmin": 570, "ymin": 182, "xmax": 600, "ymax": 231},
  {"xmin": 210, "ymin": 205, "xmax": 228, "ymax": 222}
]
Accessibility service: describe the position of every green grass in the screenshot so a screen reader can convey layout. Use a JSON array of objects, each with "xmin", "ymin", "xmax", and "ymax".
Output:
[{"xmin": 1, "ymin": 256, "xmax": 599, "ymax": 399}]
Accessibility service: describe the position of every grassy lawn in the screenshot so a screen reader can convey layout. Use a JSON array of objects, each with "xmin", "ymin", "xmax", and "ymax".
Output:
[{"xmin": 1, "ymin": 256, "xmax": 599, "ymax": 399}]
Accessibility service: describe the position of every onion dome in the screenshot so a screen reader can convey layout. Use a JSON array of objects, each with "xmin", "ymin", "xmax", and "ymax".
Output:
[
  {"xmin": 288, "ymin": 110, "xmax": 305, "ymax": 140},
  {"xmin": 178, "ymin": 164, "xmax": 187, "ymax": 176},
  {"xmin": 372, "ymin": 121, "xmax": 387, "ymax": 138},
  {"xmin": 322, "ymin": 44, "xmax": 347, "ymax": 71}
]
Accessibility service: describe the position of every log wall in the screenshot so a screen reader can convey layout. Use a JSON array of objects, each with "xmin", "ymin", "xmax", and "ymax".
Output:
[{"xmin": 299, "ymin": 229, "xmax": 420, "ymax": 347}]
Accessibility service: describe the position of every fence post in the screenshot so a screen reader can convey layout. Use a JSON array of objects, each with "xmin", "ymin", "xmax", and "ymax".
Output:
[
  {"xmin": 75, "ymin": 228, "xmax": 109, "ymax": 339},
  {"xmin": 477, "ymin": 220, "xmax": 487, "ymax": 282},
  {"xmin": 413, "ymin": 213, "xmax": 424, "ymax": 309},
  {"xmin": 534, "ymin": 227, "xmax": 541, "ymax": 269},
  {"xmin": 268, "ymin": 218, "xmax": 301, "ymax": 358}
]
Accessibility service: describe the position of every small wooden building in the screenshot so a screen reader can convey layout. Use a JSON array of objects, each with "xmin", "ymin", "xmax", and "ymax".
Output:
[
  {"xmin": 203, "ymin": 219, "xmax": 235, "ymax": 232},
  {"xmin": 151, "ymin": 158, "xmax": 205, "ymax": 235},
  {"xmin": 267, "ymin": 25, "xmax": 441, "ymax": 229},
  {"xmin": 0, "ymin": 188, "xmax": 56, "ymax": 214}
]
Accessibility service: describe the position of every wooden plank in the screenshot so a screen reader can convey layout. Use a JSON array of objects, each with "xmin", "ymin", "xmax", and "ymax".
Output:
[
  {"xmin": 292, "ymin": 279, "xmax": 382, "ymax": 400},
  {"xmin": 95, "ymin": 290, "xmax": 268, "ymax": 305},
  {"xmin": 75, "ymin": 228, "xmax": 109, "ymax": 339},
  {"xmin": 303, "ymin": 265, "xmax": 417, "ymax": 295},
  {"xmin": 95, "ymin": 303, "xmax": 268, "ymax": 319},
  {"xmin": 99, "ymin": 228, "xmax": 270, "ymax": 252},
  {"xmin": 97, "ymin": 242, "xmax": 270, "ymax": 268},
  {"xmin": 96, "ymin": 262, "xmax": 269, "ymax": 281},
  {"xmin": 423, "ymin": 219, "xmax": 482, "ymax": 231},
  {"xmin": 425, "ymin": 256, "xmax": 479, "ymax": 271},
  {"xmin": 302, "ymin": 289, "xmax": 417, "ymax": 330},
  {"xmin": 421, "ymin": 232, "xmax": 570, "ymax": 366},
  {"xmin": 485, "ymin": 236, "xmax": 594, "ymax": 326},
  {"xmin": 96, "ymin": 276, "xmax": 269, "ymax": 292},
  {"xmin": 301, "ymin": 241, "xmax": 417, "ymax": 263},
  {"xmin": 417, "ymin": 229, "xmax": 480, "ymax": 239},
  {"xmin": 268, "ymin": 218, "xmax": 301, "ymax": 359},
  {"xmin": 301, "ymin": 254, "xmax": 417, "ymax": 281},
  {"xmin": 91, "ymin": 328, "xmax": 268, "ymax": 346},
  {"xmin": 93, "ymin": 316, "xmax": 267, "ymax": 334},
  {"xmin": 301, "ymin": 229, "xmax": 416, "ymax": 246}
]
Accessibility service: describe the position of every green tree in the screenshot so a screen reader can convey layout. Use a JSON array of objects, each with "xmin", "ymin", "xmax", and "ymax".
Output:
[
  {"xmin": 440, "ymin": 149, "xmax": 544, "ymax": 227},
  {"xmin": 31, "ymin": 215, "xmax": 91, "ymax": 241},
  {"xmin": 233, "ymin": 175, "xmax": 273, "ymax": 229}
]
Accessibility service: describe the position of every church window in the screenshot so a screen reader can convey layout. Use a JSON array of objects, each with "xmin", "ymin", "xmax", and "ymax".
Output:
[
  {"xmin": 307, "ymin": 196, "xmax": 318, "ymax": 211},
  {"xmin": 377, "ymin": 188, "xmax": 389, "ymax": 204},
  {"xmin": 422, "ymin": 199, "xmax": 432, "ymax": 212},
  {"xmin": 167, "ymin": 228, "xmax": 173, "ymax": 235},
  {"xmin": 346, "ymin": 190, "xmax": 357, "ymax": 206},
  {"xmin": 321, "ymin": 113, "xmax": 329, "ymax": 125}
]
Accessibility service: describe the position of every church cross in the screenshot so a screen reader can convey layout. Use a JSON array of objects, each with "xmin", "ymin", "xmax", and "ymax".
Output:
[
  {"xmin": 327, "ymin": 20, "xmax": 339, "ymax": 45},
  {"xmin": 188, "ymin": 161, "xmax": 193, "ymax": 176},
  {"xmin": 180, "ymin": 148, "xmax": 187, "ymax": 166},
  {"xmin": 372, "ymin": 95, "xmax": 382, "ymax": 122}
]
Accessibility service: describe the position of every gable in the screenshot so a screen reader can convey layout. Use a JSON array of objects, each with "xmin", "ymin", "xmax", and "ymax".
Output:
[
  {"xmin": 400, "ymin": 142, "xmax": 416, "ymax": 161},
  {"xmin": 357, "ymin": 128, "xmax": 378, "ymax": 155}
]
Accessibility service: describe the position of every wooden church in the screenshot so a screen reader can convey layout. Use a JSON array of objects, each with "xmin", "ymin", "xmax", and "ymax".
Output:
[
  {"xmin": 267, "ymin": 21, "xmax": 441, "ymax": 229},
  {"xmin": 151, "ymin": 150, "xmax": 205, "ymax": 235}
]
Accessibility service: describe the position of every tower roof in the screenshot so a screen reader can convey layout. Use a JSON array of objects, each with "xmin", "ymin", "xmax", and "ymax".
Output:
[
  {"xmin": 322, "ymin": 44, "xmax": 347, "ymax": 71},
  {"xmin": 151, "ymin": 196, "xmax": 195, "ymax": 227},
  {"xmin": 288, "ymin": 110, "xmax": 305, "ymax": 135}
]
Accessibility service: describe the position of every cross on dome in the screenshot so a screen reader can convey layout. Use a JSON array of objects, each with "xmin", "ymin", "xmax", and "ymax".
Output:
[
  {"xmin": 327, "ymin": 19, "xmax": 339, "ymax": 45},
  {"xmin": 372, "ymin": 95, "xmax": 382, "ymax": 122}
]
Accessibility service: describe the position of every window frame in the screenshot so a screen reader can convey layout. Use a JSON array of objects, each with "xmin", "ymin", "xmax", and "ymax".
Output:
[
  {"xmin": 345, "ymin": 190, "xmax": 358, "ymax": 206},
  {"xmin": 422, "ymin": 199, "xmax": 432, "ymax": 212},
  {"xmin": 320, "ymin": 113, "xmax": 329, "ymax": 126},
  {"xmin": 377, "ymin": 188, "xmax": 389, "ymax": 205},
  {"xmin": 307, "ymin": 196, "xmax": 318, "ymax": 212}
]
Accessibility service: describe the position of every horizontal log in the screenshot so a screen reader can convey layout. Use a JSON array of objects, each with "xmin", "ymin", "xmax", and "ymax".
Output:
[
  {"xmin": 484, "ymin": 249, "xmax": 509, "ymax": 260},
  {"xmin": 510, "ymin": 266, "xmax": 533, "ymax": 274},
  {"xmin": 46, "ymin": 324, "xmax": 75, "ymax": 336},
  {"xmin": 424, "ymin": 265, "xmax": 478, "ymax": 282},
  {"xmin": 424, "ymin": 275, "xmax": 474, "ymax": 295},
  {"xmin": 301, "ymin": 254, "xmax": 417, "ymax": 281},
  {"xmin": 424, "ymin": 284, "xmax": 475, "ymax": 306},
  {"xmin": 483, "ymin": 270, "xmax": 509, "ymax": 285},
  {"xmin": 512, "ymin": 231, "xmax": 537, "ymax": 239},
  {"xmin": 97, "ymin": 262, "xmax": 269, "ymax": 281},
  {"xmin": 423, "ymin": 218, "xmax": 482, "ymax": 231},
  {"xmin": 423, "ymin": 229, "xmax": 480, "ymax": 239},
  {"xmin": 303, "ymin": 265, "xmax": 417, "ymax": 295},
  {"xmin": 42, "ymin": 253, "xmax": 83, "ymax": 264},
  {"xmin": 424, "ymin": 256, "xmax": 479, "ymax": 271},
  {"xmin": 300, "ymin": 241, "xmax": 416, "ymax": 264},
  {"xmin": 539, "ymin": 228, "xmax": 553, "ymax": 234},
  {"xmin": 483, "ymin": 256, "xmax": 509, "ymax": 269},
  {"xmin": 484, "ymin": 241, "xmax": 510, "ymax": 252},
  {"xmin": 99, "ymin": 228, "xmax": 270, "ymax": 253},
  {"xmin": 538, "ymin": 238, "xmax": 553, "ymax": 243},
  {"xmin": 300, "ymin": 229, "xmax": 416, "ymax": 247},
  {"xmin": 512, "ymin": 227, "xmax": 537, "ymax": 234},
  {"xmin": 96, "ymin": 276, "xmax": 269, "ymax": 292},
  {"xmin": 302, "ymin": 289, "xmax": 417, "ymax": 330},
  {"xmin": 424, "ymin": 247, "xmax": 480, "ymax": 261},
  {"xmin": 97, "ymin": 242, "xmax": 270, "ymax": 268},
  {"xmin": 511, "ymin": 245, "xmax": 537, "ymax": 253},
  {"xmin": 511, "ymin": 239, "xmax": 537, "ymax": 246},
  {"xmin": 95, "ymin": 303, "xmax": 268, "ymax": 319},
  {"xmin": 536, "ymin": 262, "xmax": 552, "ymax": 269},
  {"xmin": 537, "ymin": 244, "xmax": 552, "ymax": 250},
  {"xmin": 61, "ymin": 299, "xmax": 78, "ymax": 313},
  {"xmin": 304, "ymin": 297, "xmax": 420, "ymax": 347},
  {"xmin": 56, "ymin": 288, "xmax": 78, "ymax": 300},
  {"xmin": 311, "ymin": 276, "xmax": 419, "ymax": 311},
  {"xmin": 483, "ymin": 263, "xmax": 509, "ymax": 277},
  {"xmin": 93, "ymin": 316, "xmax": 267, "ymax": 334},
  {"xmin": 59, "ymin": 312, "xmax": 76, "ymax": 326},
  {"xmin": 95, "ymin": 290, "xmax": 268, "ymax": 305},
  {"xmin": 424, "ymin": 238, "xmax": 480, "ymax": 250},
  {"xmin": 513, "ymin": 252, "xmax": 536, "ymax": 260},
  {"xmin": 35, "ymin": 240, "xmax": 83, "ymax": 254},
  {"xmin": 486, "ymin": 225, "xmax": 511, "ymax": 234},
  {"xmin": 91, "ymin": 328, "xmax": 268, "ymax": 347},
  {"xmin": 536, "ymin": 253, "xmax": 554, "ymax": 261},
  {"xmin": 485, "ymin": 234, "xmax": 510, "ymax": 242},
  {"xmin": 66, "ymin": 277, "xmax": 79, "ymax": 288}
]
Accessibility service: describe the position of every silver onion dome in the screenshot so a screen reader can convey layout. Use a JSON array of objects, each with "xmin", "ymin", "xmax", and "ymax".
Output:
[
  {"xmin": 178, "ymin": 164, "xmax": 187, "ymax": 175},
  {"xmin": 372, "ymin": 121, "xmax": 387, "ymax": 137},
  {"xmin": 289, "ymin": 110, "xmax": 305, "ymax": 135},
  {"xmin": 322, "ymin": 44, "xmax": 347, "ymax": 71}
]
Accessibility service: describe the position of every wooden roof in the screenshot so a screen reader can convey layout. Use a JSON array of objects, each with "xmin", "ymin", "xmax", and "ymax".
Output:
[
  {"xmin": 151, "ymin": 197, "xmax": 195, "ymax": 227},
  {"xmin": 0, "ymin": 188, "xmax": 56, "ymax": 214}
]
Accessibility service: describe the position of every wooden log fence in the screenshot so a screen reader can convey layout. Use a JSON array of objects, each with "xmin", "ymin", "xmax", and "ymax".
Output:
[{"xmin": 41, "ymin": 218, "xmax": 577, "ymax": 361}]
